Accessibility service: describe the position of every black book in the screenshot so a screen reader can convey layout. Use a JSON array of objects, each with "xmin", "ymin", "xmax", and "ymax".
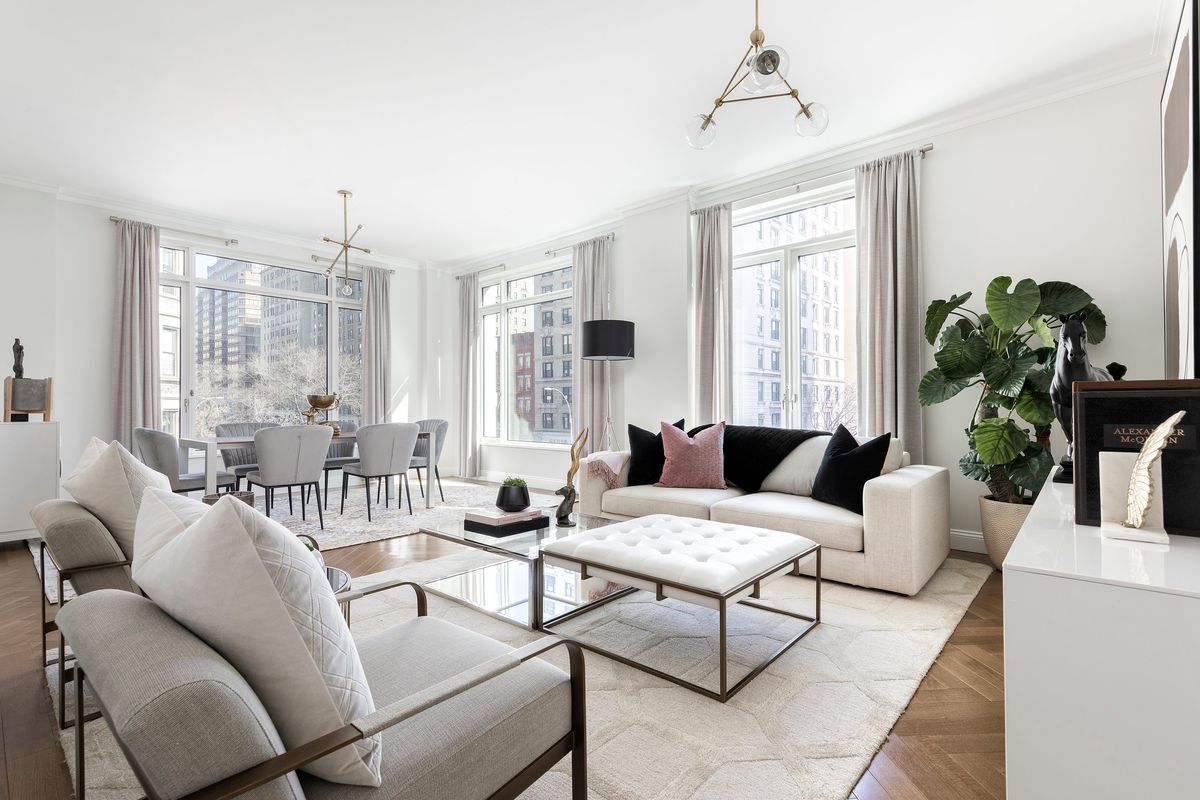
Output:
[{"xmin": 463, "ymin": 515, "xmax": 550, "ymax": 537}]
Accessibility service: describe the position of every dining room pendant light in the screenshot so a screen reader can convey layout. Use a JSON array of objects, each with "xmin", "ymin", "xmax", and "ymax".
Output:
[
  {"xmin": 685, "ymin": 0, "xmax": 828, "ymax": 149},
  {"xmin": 320, "ymin": 190, "xmax": 373, "ymax": 296}
]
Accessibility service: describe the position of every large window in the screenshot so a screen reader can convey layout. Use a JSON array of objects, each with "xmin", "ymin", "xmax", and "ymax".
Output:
[
  {"xmin": 480, "ymin": 264, "xmax": 574, "ymax": 445},
  {"xmin": 730, "ymin": 178, "xmax": 858, "ymax": 432},
  {"xmin": 157, "ymin": 247, "xmax": 363, "ymax": 437}
]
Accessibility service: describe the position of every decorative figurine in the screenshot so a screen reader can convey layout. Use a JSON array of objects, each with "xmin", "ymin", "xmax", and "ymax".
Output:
[
  {"xmin": 302, "ymin": 393, "xmax": 340, "ymax": 433},
  {"xmin": 555, "ymin": 428, "xmax": 589, "ymax": 526},
  {"xmin": 12, "ymin": 338, "xmax": 23, "ymax": 379},
  {"xmin": 1050, "ymin": 312, "xmax": 1123, "ymax": 482},
  {"xmin": 1098, "ymin": 410, "xmax": 1185, "ymax": 544}
]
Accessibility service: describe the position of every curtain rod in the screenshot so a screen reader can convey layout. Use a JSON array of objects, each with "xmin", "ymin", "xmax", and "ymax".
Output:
[
  {"xmin": 544, "ymin": 231, "xmax": 615, "ymax": 257},
  {"xmin": 455, "ymin": 263, "xmax": 506, "ymax": 281},
  {"xmin": 693, "ymin": 143, "xmax": 935, "ymax": 214}
]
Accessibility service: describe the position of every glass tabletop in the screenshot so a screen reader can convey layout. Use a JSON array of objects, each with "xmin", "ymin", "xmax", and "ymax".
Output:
[{"xmin": 419, "ymin": 513, "xmax": 615, "ymax": 561}]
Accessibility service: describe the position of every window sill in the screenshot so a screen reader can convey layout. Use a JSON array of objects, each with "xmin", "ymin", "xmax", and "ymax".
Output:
[{"xmin": 480, "ymin": 439, "xmax": 571, "ymax": 452}]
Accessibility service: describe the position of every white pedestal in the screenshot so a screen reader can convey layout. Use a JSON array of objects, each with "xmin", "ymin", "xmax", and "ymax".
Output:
[{"xmin": 0, "ymin": 421, "xmax": 59, "ymax": 543}]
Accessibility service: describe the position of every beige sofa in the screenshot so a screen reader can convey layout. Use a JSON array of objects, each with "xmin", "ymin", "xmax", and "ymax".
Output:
[{"xmin": 579, "ymin": 437, "xmax": 950, "ymax": 596}]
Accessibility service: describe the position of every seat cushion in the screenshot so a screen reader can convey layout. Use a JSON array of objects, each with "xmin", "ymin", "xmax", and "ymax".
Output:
[
  {"xmin": 61, "ymin": 439, "xmax": 171, "ymax": 558},
  {"xmin": 133, "ymin": 490, "xmax": 381, "ymax": 786},
  {"xmin": 711, "ymin": 492, "xmax": 865, "ymax": 552},
  {"xmin": 301, "ymin": 617, "xmax": 571, "ymax": 800},
  {"xmin": 601, "ymin": 484, "xmax": 745, "ymax": 519}
]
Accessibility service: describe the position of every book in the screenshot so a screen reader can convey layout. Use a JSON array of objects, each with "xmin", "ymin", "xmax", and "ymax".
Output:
[
  {"xmin": 464, "ymin": 507, "xmax": 546, "ymax": 526},
  {"xmin": 464, "ymin": 515, "xmax": 549, "ymax": 537}
]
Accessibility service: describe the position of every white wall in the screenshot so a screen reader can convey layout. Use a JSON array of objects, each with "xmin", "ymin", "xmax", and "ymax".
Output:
[{"xmin": 922, "ymin": 73, "xmax": 1164, "ymax": 535}]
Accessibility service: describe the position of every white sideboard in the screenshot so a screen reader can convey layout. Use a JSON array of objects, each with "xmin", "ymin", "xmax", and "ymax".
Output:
[
  {"xmin": 1004, "ymin": 478, "xmax": 1200, "ymax": 799},
  {"xmin": 0, "ymin": 421, "xmax": 59, "ymax": 543}
]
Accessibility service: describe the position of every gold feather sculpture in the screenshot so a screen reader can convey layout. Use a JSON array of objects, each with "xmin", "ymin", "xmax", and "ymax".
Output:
[{"xmin": 1122, "ymin": 410, "xmax": 1186, "ymax": 529}]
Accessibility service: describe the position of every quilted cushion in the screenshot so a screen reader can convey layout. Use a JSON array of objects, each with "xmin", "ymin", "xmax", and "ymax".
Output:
[
  {"xmin": 62, "ymin": 439, "xmax": 171, "ymax": 558},
  {"xmin": 132, "ymin": 490, "xmax": 382, "ymax": 786}
]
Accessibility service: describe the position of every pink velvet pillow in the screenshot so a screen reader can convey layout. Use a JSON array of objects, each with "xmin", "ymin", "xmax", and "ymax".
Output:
[{"xmin": 656, "ymin": 421, "xmax": 726, "ymax": 489}]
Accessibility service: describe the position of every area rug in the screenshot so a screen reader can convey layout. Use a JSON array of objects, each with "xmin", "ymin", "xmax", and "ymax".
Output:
[
  {"xmin": 30, "ymin": 477, "xmax": 557, "ymax": 602},
  {"xmin": 48, "ymin": 556, "xmax": 990, "ymax": 800}
]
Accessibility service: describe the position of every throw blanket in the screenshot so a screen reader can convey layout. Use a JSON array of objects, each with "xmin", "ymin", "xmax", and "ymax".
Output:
[
  {"xmin": 688, "ymin": 424, "xmax": 826, "ymax": 492},
  {"xmin": 587, "ymin": 450, "xmax": 630, "ymax": 489}
]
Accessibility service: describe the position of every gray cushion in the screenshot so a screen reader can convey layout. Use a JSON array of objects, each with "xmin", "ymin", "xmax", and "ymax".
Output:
[
  {"xmin": 302, "ymin": 617, "xmax": 572, "ymax": 800},
  {"xmin": 31, "ymin": 499, "xmax": 137, "ymax": 594},
  {"xmin": 55, "ymin": 590, "xmax": 303, "ymax": 800}
]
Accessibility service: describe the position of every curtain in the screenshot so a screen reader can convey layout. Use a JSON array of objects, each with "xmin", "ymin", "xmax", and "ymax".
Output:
[
  {"xmin": 692, "ymin": 203, "xmax": 733, "ymax": 425},
  {"xmin": 458, "ymin": 273, "xmax": 480, "ymax": 478},
  {"xmin": 113, "ymin": 220, "xmax": 161, "ymax": 448},
  {"xmin": 572, "ymin": 235, "xmax": 613, "ymax": 450},
  {"xmin": 856, "ymin": 149, "xmax": 925, "ymax": 462},
  {"xmin": 362, "ymin": 266, "xmax": 391, "ymax": 426}
]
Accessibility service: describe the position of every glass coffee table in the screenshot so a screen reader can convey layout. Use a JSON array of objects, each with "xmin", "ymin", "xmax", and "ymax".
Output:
[{"xmin": 420, "ymin": 514, "xmax": 623, "ymax": 630}]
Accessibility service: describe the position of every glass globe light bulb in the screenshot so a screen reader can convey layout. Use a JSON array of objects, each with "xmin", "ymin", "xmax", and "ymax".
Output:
[
  {"xmin": 794, "ymin": 102, "xmax": 829, "ymax": 137},
  {"xmin": 340, "ymin": 283, "xmax": 355, "ymax": 297},
  {"xmin": 685, "ymin": 114, "xmax": 717, "ymax": 149},
  {"xmin": 747, "ymin": 45, "xmax": 790, "ymax": 91}
]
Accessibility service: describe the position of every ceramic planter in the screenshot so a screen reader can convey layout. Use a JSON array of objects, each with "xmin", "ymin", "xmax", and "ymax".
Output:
[
  {"xmin": 979, "ymin": 494, "xmax": 1033, "ymax": 569},
  {"xmin": 496, "ymin": 485, "xmax": 531, "ymax": 512}
]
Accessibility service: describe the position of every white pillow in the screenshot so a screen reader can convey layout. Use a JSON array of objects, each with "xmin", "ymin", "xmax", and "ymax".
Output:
[
  {"xmin": 132, "ymin": 491, "xmax": 382, "ymax": 787},
  {"xmin": 760, "ymin": 435, "xmax": 831, "ymax": 496},
  {"xmin": 68, "ymin": 436, "xmax": 110, "ymax": 479},
  {"xmin": 131, "ymin": 489, "xmax": 209, "ymax": 573},
  {"xmin": 859, "ymin": 436, "xmax": 905, "ymax": 474},
  {"xmin": 62, "ymin": 440, "xmax": 171, "ymax": 557}
]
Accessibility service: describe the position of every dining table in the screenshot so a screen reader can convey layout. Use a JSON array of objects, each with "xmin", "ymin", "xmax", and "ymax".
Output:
[{"xmin": 177, "ymin": 429, "xmax": 437, "ymax": 509}]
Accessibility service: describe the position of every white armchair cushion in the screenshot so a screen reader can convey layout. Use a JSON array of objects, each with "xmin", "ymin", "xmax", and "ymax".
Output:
[
  {"xmin": 132, "ymin": 491, "xmax": 382, "ymax": 787},
  {"xmin": 62, "ymin": 439, "xmax": 171, "ymax": 558}
]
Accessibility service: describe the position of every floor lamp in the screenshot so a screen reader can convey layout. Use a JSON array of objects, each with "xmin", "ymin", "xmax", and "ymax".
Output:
[{"xmin": 581, "ymin": 319, "xmax": 635, "ymax": 451}]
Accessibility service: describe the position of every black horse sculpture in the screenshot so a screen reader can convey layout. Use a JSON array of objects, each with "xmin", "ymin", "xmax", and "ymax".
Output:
[{"xmin": 1050, "ymin": 312, "xmax": 1122, "ymax": 482}]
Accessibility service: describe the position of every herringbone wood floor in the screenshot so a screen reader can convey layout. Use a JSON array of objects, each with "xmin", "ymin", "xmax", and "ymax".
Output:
[{"xmin": 0, "ymin": 538, "xmax": 1002, "ymax": 799}]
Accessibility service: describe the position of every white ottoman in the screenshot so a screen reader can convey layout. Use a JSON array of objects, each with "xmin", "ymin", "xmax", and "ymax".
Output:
[{"xmin": 541, "ymin": 513, "xmax": 820, "ymax": 701}]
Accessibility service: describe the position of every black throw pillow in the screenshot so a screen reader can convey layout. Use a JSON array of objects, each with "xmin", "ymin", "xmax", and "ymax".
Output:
[
  {"xmin": 810, "ymin": 425, "xmax": 891, "ymax": 514},
  {"xmin": 627, "ymin": 420, "xmax": 685, "ymax": 486},
  {"xmin": 687, "ymin": 424, "xmax": 824, "ymax": 492}
]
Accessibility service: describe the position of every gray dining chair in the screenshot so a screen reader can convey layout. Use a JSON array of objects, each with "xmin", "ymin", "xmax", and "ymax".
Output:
[
  {"xmin": 322, "ymin": 420, "xmax": 359, "ymax": 508},
  {"xmin": 215, "ymin": 421, "xmax": 280, "ymax": 492},
  {"xmin": 245, "ymin": 425, "xmax": 334, "ymax": 529},
  {"xmin": 341, "ymin": 422, "xmax": 419, "ymax": 521},
  {"xmin": 133, "ymin": 427, "xmax": 236, "ymax": 495},
  {"xmin": 409, "ymin": 418, "xmax": 449, "ymax": 502}
]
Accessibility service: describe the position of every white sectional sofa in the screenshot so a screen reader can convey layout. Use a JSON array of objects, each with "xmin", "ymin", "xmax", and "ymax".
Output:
[{"xmin": 579, "ymin": 437, "xmax": 950, "ymax": 596}]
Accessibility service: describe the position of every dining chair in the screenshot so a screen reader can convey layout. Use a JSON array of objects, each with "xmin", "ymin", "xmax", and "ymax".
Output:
[
  {"xmin": 409, "ymin": 418, "xmax": 449, "ymax": 502},
  {"xmin": 215, "ymin": 421, "xmax": 280, "ymax": 492},
  {"xmin": 341, "ymin": 422, "xmax": 419, "ymax": 521},
  {"xmin": 245, "ymin": 425, "xmax": 333, "ymax": 529},
  {"xmin": 133, "ymin": 427, "xmax": 236, "ymax": 495},
  {"xmin": 322, "ymin": 419, "xmax": 359, "ymax": 508}
]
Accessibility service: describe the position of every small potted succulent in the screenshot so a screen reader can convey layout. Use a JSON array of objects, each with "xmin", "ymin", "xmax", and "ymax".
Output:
[{"xmin": 496, "ymin": 477, "xmax": 531, "ymax": 512}]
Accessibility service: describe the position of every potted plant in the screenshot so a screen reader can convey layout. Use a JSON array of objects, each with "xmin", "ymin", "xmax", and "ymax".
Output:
[
  {"xmin": 496, "ymin": 477, "xmax": 531, "ymax": 512},
  {"xmin": 918, "ymin": 277, "xmax": 1107, "ymax": 568}
]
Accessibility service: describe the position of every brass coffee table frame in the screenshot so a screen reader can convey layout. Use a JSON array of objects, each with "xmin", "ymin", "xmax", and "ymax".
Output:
[{"xmin": 541, "ymin": 543, "xmax": 821, "ymax": 702}]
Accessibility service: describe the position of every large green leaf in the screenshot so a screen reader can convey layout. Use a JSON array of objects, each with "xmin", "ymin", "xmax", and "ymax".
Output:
[
  {"xmin": 934, "ymin": 326, "xmax": 990, "ymax": 379},
  {"xmin": 1036, "ymin": 281, "xmax": 1093, "ymax": 317},
  {"xmin": 1014, "ymin": 386, "xmax": 1055, "ymax": 426},
  {"xmin": 918, "ymin": 368, "xmax": 972, "ymax": 406},
  {"xmin": 959, "ymin": 449, "xmax": 992, "ymax": 482},
  {"xmin": 924, "ymin": 292, "xmax": 972, "ymax": 345},
  {"xmin": 973, "ymin": 417, "xmax": 1031, "ymax": 466},
  {"xmin": 982, "ymin": 391, "xmax": 1016, "ymax": 410},
  {"xmin": 1028, "ymin": 315, "xmax": 1055, "ymax": 348},
  {"xmin": 1008, "ymin": 444, "xmax": 1055, "ymax": 491},
  {"xmin": 1080, "ymin": 302, "xmax": 1107, "ymax": 344},
  {"xmin": 1024, "ymin": 366, "xmax": 1053, "ymax": 393},
  {"xmin": 1033, "ymin": 346, "xmax": 1057, "ymax": 365},
  {"xmin": 986, "ymin": 277, "xmax": 1041, "ymax": 332},
  {"xmin": 982, "ymin": 341, "xmax": 1038, "ymax": 397}
]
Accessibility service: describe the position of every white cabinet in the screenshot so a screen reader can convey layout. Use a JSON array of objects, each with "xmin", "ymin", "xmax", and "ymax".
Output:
[
  {"xmin": 1004, "ymin": 479, "xmax": 1200, "ymax": 799},
  {"xmin": 0, "ymin": 421, "xmax": 59, "ymax": 543}
]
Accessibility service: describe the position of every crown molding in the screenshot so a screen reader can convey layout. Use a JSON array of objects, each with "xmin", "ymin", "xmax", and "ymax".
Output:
[
  {"xmin": 616, "ymin": 188, "xmax": 692, "ymax": 219},
  {"xmin": 438, "ymin": 214, "xmax": 624, "ymax": 276},
  {"xmin": 0, "ymin": 174, "xmax": 59, "ymax": 194}
]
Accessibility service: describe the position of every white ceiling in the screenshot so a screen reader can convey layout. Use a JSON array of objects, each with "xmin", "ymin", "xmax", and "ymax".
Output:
[{"xmin": 0, "ymin": 1, "xmax": 1177, "ymax": 264}]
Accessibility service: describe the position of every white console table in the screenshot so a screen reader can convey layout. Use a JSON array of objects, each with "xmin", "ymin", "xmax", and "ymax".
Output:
[
  {"xmin": 1004, "ymin": 478, "xmax": 1200, "ymax": 799},
  {"xmin": 0, "ymin": 421, "xmax": 60, "ymax": 544}
]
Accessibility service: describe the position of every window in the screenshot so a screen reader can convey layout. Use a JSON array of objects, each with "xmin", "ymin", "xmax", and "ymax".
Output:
[
  {"xmin": 771, "ymin": 382, "xmax": 780, "ymax": 401},
  {"xmin": 479, "ymin": 264, "xmax": 574, "ymax": 445},
  {"xmin": 156, "ymin": 248, "xmax": 362, "ymax": 438},
  {"xmin": 756, "ymin": 316, "xmax": 764, "ymax": 336},
  {"xmin": 562, "ymin": 413, "xmax": 571, "ymax": 429},
  {"xmin": 770, "ymin": 319, "xmax": 780, "ymax": 340},
  {"xmin": 757, "ymin": 349, "xmax": 764, "ymax": 369},
  {"xmin": 770, "ymin": 288, "xmax": 780, "ymax": 309},
  {"xmin": 757, "ymin": 382, "xmax": 764, "ymax": 402},
  {"xmin": 770, "ymin": 350, "xmax": 780, "ymax": 370}
]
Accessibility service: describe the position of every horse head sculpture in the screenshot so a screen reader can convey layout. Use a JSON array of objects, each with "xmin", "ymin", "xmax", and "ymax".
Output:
[{"xmin": 1050, "ymin": 312, "xmax": 1117, "ymax": 476}]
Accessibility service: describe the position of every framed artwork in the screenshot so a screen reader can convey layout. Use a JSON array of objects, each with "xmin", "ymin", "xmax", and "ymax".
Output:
[
  {"xmin": 1072, "ymin": 379, "xmax": 1200, "ymax": 536},
  {"xmin": 1162, "ymin": 0, "xmax": 1199, "ymax": 379}
]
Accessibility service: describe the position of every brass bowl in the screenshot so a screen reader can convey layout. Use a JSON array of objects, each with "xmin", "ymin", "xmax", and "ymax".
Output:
[{"xmin": 306, "ymin": 393, "xmax": 339, "ymax": 411}]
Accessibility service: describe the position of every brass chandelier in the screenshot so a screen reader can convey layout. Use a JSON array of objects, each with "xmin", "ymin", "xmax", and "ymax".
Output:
[
  {"xmin": 686, "ymin": 0, "xmax": 828, "ymax": 149},
  {"xmin": 321, "ymin": 189, "xmax": 372, "ymax": 296}
]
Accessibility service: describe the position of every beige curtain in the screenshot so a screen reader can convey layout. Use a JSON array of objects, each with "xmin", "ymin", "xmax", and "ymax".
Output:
[
  {"xmin": 113, "ymin": 220, "xmax": 161, "ymax": 448},
  {"xmin": 458, "ymin": 273, "xmax": 480, "ymax": 478},
  {"xmin": 362, "ymin": 266, "xmax": 391, "ymax": 425},
  {"xmin": 856, "ymin": 150, "xmax": 925, "ymax": 462},
  {"xmin": 692, "ymin": 203, "xmax": 733, "ymax": 424},
  {"xmin": 572, "ymin": 235, "xmax": 613, "ymax": 450}
]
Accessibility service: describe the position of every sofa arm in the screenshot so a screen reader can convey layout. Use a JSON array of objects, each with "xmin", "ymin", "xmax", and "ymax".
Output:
[
  {"xmin": 862, "ymin": 465, "xmax": 951, "ymax": 596},
  {"xmin": 31, "ymin": 499, "xmax": 137, "ymax": 595},
  {"xmin": 579, "ymin": 450, "xmax": 631, "ymax": 517}
]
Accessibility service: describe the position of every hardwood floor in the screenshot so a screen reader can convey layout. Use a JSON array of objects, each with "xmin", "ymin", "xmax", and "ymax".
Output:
[{"xmin": 0, "ymin": 538, "xmax": 1004, "ymax": 800}]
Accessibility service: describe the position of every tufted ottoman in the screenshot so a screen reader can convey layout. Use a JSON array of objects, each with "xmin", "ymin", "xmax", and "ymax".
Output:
[{"xmin": 541, "ymin": 513, "xmax": 820, "ymax": 701}]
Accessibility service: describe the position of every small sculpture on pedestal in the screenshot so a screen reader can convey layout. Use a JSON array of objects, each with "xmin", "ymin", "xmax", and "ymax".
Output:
[
  {"xmin": 1050, "ymin": 312, "xmax": 1124, "ymax": 482},
  {"xmin": 1099, "ymin": 410, "xmax": 1185, "ymax": 544},
  {"xmin": 555, "ymin": 428, "xmax": 589, "ymax": 526},
  {"xmin": 12, "ymin": 339, "xmax": 23, "ymax": 379}
]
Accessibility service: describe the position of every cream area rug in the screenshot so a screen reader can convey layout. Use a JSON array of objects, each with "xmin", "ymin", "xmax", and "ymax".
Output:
[{"xmin": 49, "ymin": 553, "xmax": 990, "ymax": 800}]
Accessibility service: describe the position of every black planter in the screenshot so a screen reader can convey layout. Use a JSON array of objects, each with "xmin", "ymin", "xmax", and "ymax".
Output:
[{"xmin": 495, "ymin": 485, "xmax": 531, "ymax": 512}]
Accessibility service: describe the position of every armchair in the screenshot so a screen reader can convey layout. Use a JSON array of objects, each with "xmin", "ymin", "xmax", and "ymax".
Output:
[{"xmin": 58, "ymin": 579, "xmax": 587, "ymax": 800}]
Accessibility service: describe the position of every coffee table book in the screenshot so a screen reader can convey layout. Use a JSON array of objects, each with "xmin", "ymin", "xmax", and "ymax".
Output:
[{"xmin": 463, "ymin": 515, "xmax": 549, "ymax": 537}]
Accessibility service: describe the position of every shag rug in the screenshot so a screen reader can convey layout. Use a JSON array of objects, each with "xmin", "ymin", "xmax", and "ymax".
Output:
[
  {"xmin": 48, "ymin": 550, "xmax": 990, "ymax": 800},
  {"xmin": 30, "ymin": 477, "xmax": 558, "ymax": 602}
]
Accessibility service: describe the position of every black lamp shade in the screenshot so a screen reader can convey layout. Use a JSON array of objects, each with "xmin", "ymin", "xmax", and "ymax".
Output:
[{"xmin": 581, "ymin": 319, "xmax": 635, "ymax": 361}]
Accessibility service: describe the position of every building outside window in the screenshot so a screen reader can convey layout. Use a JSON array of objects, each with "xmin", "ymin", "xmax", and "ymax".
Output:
[
  {"xmin": 541, "ymin": 310, "xmax": 554, "ymax": 327},
  {"xmin": 542, "ymin": 412, "xmax": 554, "ymax": 429}
]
